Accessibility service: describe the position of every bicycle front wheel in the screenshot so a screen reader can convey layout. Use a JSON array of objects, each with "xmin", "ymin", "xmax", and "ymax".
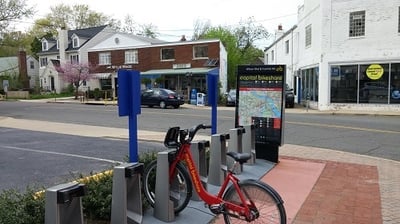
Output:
[
  {"xmin": 222, "ymin": 179, "xmax": 286, "ymax": 224},
  {"xmin": 142, "ymin": 159, "xmax": 192, "ymax": 214}
]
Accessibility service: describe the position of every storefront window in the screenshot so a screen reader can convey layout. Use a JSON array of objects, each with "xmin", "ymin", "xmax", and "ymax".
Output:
[
  {"xmin": 331, "ymin": 63, "xmax": 400, "ymax": 104},
  {"xmin": 390, "ymin": 63, "xmax": 400, "ymax": 104},
  {"xmin": 331, "ymin": 65, "xmax": 358, "ymax": 103},
  {"xmin": 301, "ymin": 67, "xmax": 319, "ymax": 102},
  {"xmin": 359, "ymin": 64, "xmax": 389, "ymax": 104}
]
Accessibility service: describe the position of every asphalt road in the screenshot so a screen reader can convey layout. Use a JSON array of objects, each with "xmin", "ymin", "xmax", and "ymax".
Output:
[{"xmin": 1, "ymin": 101, "xmax": 399, "ymax": 191}]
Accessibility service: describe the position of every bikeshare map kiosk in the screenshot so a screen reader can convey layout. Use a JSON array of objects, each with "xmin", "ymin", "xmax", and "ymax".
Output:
[{"xmin": 235, "ymin": 65, "xmax": 286, "ymax": 163}]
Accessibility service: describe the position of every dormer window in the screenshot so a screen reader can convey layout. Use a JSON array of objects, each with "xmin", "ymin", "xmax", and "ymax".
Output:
[
  {"xmin": 72, "ymin": 35, "xmax": 79, "ymax": 48},
  {"xmin": 42, "ymin": 40, "xmax": 48, "ymax": 51}
]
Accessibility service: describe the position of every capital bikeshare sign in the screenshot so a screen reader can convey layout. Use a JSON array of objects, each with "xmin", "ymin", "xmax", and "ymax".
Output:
[{"xmin": 235, "ymin": 65, "xmax": 286, "ymax": 162}]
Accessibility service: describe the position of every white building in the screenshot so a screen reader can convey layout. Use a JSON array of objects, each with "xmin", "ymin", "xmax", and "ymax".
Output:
[
  {"xmin": 38, "ymin": 25, "xmax": 114, "ymax": 93},
  {"xmin": 0, "ymin": 53, "xmax": 39, "ymax": 90},
  {"xmin": 265, "ymin": 0, "xmax": 400, "ymax": 112}
]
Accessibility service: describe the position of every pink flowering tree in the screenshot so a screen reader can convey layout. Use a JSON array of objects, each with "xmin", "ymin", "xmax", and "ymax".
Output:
[{"xmin": 56, "ymin": 62, "xmax": 95, "ymax": 99}]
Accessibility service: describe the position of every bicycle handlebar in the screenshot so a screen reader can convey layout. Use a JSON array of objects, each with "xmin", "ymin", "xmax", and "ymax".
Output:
[{"xmin": 182, "ymin": 124, "xmax": 212, "ymax": 143}]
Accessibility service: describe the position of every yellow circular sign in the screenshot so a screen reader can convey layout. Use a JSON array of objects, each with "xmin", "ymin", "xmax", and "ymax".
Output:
[{"xmin": 366, "ymin": 64, "xmax": 384, "ymax": 80}]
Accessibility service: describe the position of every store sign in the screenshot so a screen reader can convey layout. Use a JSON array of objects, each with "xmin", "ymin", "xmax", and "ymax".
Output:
[
  {"xmin": 172, "ymin": 63, "xmax": 191, "ymax": 69},
  {"xmin": 366, "ymin": 64, "xmax": 384, "ymax": 80}
]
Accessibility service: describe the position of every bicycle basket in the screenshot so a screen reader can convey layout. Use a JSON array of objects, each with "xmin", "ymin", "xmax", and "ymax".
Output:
[{"xmin": 164, "ymin": 127, "xmax": 180, "ymax": 148}]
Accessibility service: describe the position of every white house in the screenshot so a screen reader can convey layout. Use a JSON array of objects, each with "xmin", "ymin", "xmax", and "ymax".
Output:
[
  {"xmin": 265, "ymin": 0, "xmax": 400, "ymax": 112},
  {"xmin": 37, "ymin": 25, "xmax": 115, "ymax": 93},
  {"xmin": 0, "ymin": 52, "xmax": 39, "ymax": 90}
]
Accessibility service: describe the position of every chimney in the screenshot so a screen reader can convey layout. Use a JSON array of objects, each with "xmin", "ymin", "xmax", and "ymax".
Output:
[
  {"xmin": 18, "ymin": 50, "xmax": 29, "ymax": 89},
  {"xmin": 180, "ymin": 35, "xmax": 187, "ymax": 41},
  {"xmin": 58, "ymin": 27, "xmax": 68, "ymax": 63},
  {"xmin": 275, "ymin": 24, "xmax": 285, "ymax": 40}
]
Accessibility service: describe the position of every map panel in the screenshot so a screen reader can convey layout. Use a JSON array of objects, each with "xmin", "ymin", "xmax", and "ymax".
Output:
[{"xmin": 238, "ymin": 87, "xmax": 282, "ymax": 126}]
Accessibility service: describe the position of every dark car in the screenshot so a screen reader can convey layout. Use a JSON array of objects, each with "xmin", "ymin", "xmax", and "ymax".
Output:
[
  {"xmin": 226, "ymin": 89, "xmax": 237, "ymax": 106},
  {"xmin": 141, "ymin": 88, "xmax": 184, "ymax": 109},
  {"xmin": 285, "ymin": 84, "xmax": 295, "ymax": 108}
]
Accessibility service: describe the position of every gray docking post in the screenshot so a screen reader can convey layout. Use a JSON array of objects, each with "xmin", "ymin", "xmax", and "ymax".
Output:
[
  {"xmin": 191, "ymin": 140, "xmax": 210, "ymax": 201},
  {"xmin": 242, "ymin": 124, "xmax": 256, "ymax": 164},
  {"xmin": 45, "ymin": 182, "xmax": 86, "ymax": 224},
  {"xmin": 228, "ymin": 127, "xmax": 245, "ymax": 173},
  {"xmin": 208, "ymin": 133, "xmax": 229, "ymax": 186},
  {"xmin": 111, "ymin": 163, "xmax": 144, "ymax": 224},
  {"xmin": 154, "ymin": 150, "xmax": 175, "ymax": 222}
]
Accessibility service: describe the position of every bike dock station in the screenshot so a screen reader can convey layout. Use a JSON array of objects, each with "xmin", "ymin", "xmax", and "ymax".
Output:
[
  {"xmin": 45, "ymin": 182, "xmax": 86, "ymax": 224},
  {"xmin": 227, "ymin": 127, "xmax": 246, "ymax": 174},
  {"xmin": 190, "ymin": 140, "xmax": 210, "ymax": 201},
  {"xmin": 208, "ymin": 133, "xmax": 229, "ymax": 186},
  {"xmin": 241, "ymin": 124, "xmax": 256, "ymax": 164},
  {"xmin": 153, "ymin": 150, "xmax": 176, "ymax": 222},
  {"xmin": 111, "ymin": 162, "xmax": 144, "ymax": 224}
]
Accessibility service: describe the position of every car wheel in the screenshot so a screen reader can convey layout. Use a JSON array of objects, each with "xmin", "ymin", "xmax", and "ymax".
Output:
[{"xmin": 159, "ymin": 101, "xmax": 166, "ymax": 109}]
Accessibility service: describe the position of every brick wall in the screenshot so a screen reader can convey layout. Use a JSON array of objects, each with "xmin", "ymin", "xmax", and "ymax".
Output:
[{"xmin": 88, "ymin": 41, "xmax": 220, "ymax": 73}]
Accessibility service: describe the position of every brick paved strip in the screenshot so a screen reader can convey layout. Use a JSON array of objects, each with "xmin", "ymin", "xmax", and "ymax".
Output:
[
  {"xmin": 291, "ymin": 158, "xmax": 381, "ymax": 224},
  {"xmin": 280, "ymin": 144, "xmax": 400, "ymax": 224}
]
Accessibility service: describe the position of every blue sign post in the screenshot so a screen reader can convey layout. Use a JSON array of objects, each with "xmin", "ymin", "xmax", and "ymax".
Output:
[
  {"xmin": 207, "ymin": 72, "xmax": 218, "ymax": 134},
  {"xmin": 117, "ymin": 70, "xmax": 141, "ymax": 162}
]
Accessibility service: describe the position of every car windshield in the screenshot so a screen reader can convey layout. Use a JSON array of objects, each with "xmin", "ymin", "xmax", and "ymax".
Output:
[{"xmin": 163, "ymin": 89, "xmax": 176, "ymax": 94}]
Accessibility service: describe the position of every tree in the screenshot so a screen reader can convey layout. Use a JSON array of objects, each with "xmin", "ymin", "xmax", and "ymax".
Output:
[
  {"xmin": 194, "ymin": 17, "xmax": 270, "ymax": 89},
  {"xmin": 0, "ymin": 31, "xmax": 31, "ymax": 56},
  {"xmin": 120, "ymin": 14, "xmax": 159, "ymax": 38},
  {"xmin": 32, "ymin": 4, "xmax": 115, "ymax": 31},
  {"xmin": 56, "ymin": 62, "xmax": 95, "ymax": 99},
  {"xmin": 0, "ymin": 0, "xmax": 34, "ymax": 33}
]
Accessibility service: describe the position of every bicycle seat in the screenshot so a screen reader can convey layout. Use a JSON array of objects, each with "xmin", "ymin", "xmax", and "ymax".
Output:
[{"xmin": 226, "ymin": 151, "xmax": 251, "ymax": 164}]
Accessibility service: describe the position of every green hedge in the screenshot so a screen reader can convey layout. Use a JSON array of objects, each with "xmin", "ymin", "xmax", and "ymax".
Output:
[{"xmin": 0, "ymin": 152, "xmax": 158, "ymax": 223}]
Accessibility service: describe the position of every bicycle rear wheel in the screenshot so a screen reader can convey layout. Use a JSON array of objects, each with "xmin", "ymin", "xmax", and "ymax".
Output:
[
  {"xmin": 142, "ymin": 159, "xmax": 192, "ymax": 214},
  {"xmin": 222, "ymin": 179, "xmax": 286, "ymax": 224}
]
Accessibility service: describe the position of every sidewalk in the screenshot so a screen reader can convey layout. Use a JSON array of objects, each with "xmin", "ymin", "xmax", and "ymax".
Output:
[
  {"xmin": 21, "ymin": 97, "xmax": 400, "ymax": 116},
  {"xmin": 1, "ymin": 115, "xmax": 399, "ymax": 223}
]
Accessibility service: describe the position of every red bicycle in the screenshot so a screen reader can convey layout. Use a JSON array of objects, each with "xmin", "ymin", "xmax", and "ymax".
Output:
[{"xmin": 143, "ymin": 124, "xmax": 286, "ymax": 223}]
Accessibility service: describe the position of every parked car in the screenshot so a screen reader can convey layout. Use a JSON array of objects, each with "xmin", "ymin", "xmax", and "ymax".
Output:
[
  {"xmin": 226, "ymin": 89, "xmax": 237, "ymax": 106},
  {"xmin": 141, "ymin": 88, "xmax": 184, "ymax": 109},
  {"xmin": 285, "ymin": 84, "xmax": 295, "ymax": 108}
]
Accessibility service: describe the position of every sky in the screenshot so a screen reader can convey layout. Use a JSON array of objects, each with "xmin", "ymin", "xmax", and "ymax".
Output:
[{"xmin": 16, "ymin": 0, "xmax": 304, "ymax": 48}]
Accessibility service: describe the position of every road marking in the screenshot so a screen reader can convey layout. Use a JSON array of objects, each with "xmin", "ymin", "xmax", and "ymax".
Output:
[
  {"xmin": 287, "ymin": 121, "xmax": 400, "ymax": 134},
  {"xmin": 2, "ymin": 145, "xmax": 122, "ymax": 164}
]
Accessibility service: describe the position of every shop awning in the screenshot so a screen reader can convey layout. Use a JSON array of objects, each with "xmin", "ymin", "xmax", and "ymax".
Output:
[
  {"xmin": 141, "ymin": 67, "xmax": 217, "ymax": 76},
  {"xmin": 93, "ymin": 73, "xmax": 112, "ymax": 79}
]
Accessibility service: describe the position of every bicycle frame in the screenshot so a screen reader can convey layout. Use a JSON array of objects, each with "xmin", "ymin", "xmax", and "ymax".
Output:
[{"xmin": 169, "ymin": 142, "xmax": 256, "ymax": 218}]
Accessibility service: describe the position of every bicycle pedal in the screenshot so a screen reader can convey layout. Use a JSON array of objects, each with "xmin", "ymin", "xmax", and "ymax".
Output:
[{"xmin": 209, "ymin": 204, "xmax": 223, "ymax": 214}]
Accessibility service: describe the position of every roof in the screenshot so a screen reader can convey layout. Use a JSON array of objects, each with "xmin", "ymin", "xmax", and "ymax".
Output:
[
  {"xmin": 0, "ymin": 57, "xmax": 18, "ymax": 74},
  {"xmin": 39, "ymin": 25, "xmax": 108, "ymax": 54},
  {"xmin": 264, "ymin": 25, "xmax": 298, "ymax": 51}
]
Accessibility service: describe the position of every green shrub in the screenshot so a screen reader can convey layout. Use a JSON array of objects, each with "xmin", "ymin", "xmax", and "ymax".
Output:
[
  {"xmin": 0, "ymin": 152, "xmax": 159, "ymax": 223},
  {"xmin": 0, "ymin": 187, "xmax": 45, "ymax": 224},
  {"xmin": 79, "ymin": 171, "xmax": 113, "ymax": 222}
]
